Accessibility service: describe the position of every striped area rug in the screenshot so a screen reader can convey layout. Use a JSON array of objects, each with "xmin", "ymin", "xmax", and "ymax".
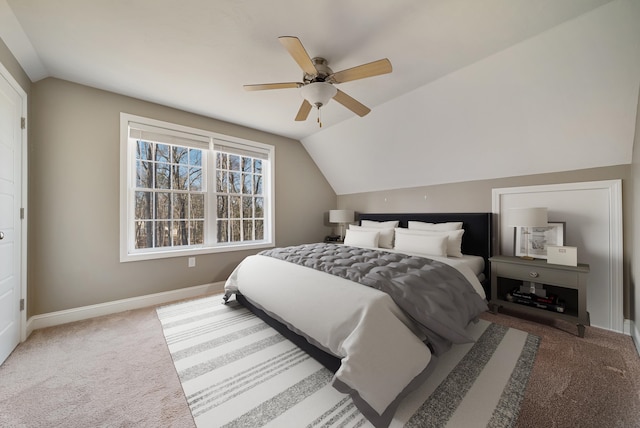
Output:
[{"xmin": 156, "ymin": 295, "xmax": 539, "ymax": 428}]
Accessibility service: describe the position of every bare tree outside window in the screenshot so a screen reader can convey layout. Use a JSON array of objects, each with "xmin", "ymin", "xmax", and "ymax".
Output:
[
  {"xmin": 133, "ymin": 140, "xmax": 265, "ymax": 250},
  {"xmin": 123, "ymin": 114, "xmax": 272, "ymax": 261},
  {"xmin": 134, "ymin": 140, "xmax": 204, "ymax": 250},
  {"xmin": 215, "ymin": 151, "xmax": 265, "ymax": 244}
]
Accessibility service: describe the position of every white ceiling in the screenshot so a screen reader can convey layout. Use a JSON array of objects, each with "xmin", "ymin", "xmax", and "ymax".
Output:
[
  {"xmin": 304, "ymin": 0, "xmax": 640, "ymax": 194},
  {"xmin": 1, "ymin": 0, "xmax": 616, "ymax": 141}
]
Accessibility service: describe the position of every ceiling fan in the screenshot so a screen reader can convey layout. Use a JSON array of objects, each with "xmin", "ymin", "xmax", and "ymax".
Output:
[{"xmin": 244, "ymin": 36, "xmax": 392, "ymax": 127}]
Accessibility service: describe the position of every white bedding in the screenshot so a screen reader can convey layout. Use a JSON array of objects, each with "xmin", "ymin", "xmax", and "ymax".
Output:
[
  {"xmin": 456, "ymin": 254, "xmax": 486, "ymax": 277},
  {"xmin": 224, "ymin": 248, "xmax": 487, "ymax": 425},
  {"xmin": 225, "ymin": 255, "xmax": 431, "ymax": 418}
]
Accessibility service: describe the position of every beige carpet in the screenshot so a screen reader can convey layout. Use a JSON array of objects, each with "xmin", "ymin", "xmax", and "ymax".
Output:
[
  {"xmin": 0, "ymin": 298, "xmax": 638, "ymax": 428},
  {"xmin": 0, "ymin": 306, "xmax": 194, "ymax": 427}
]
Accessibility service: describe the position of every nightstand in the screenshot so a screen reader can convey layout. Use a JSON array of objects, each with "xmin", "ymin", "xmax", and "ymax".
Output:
[
  {"xmin": 324, "ymin": 236, "xmax": 343, "ymax": 244},
  {"xmin": 489, "ymin": 255, "xmax": 590, "ymax": 337}
]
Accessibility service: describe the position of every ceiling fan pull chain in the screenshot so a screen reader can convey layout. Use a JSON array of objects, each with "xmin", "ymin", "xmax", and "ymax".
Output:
[{"xmin": 318, "ymin": 105, "xmax": 322, "ymax": 128}]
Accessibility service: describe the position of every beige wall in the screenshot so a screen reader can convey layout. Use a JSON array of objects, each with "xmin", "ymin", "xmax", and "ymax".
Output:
[
  {"xmin": 337, "ymin": 166, "xmax": 630, "ymax": 213},
  {"xmin": 0, "ymin": 38, "xmax": 30, "ymax": 95},
  {"xmin": 27, "ymin": 78, "xmax": 336, "ymax": 316},
  {"xmin": 338, "ymin": 165, "xmax": 634, "ymax": 319}
]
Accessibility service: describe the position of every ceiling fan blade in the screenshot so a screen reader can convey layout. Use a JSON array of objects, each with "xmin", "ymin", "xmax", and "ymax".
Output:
[
  {"xmin": 278, "ymin": 36, "xmax": 318, "ymax": 76},
  {"xmin": 329, "ymin": 58, "xmax": 392, "ymax": 84},
  {"xmin": 244, "ymin": 82, "xmax": 302, "ymax": 91},
  {"xmin": 295, "ymin": 99, "xmax": 313, "ymax": 121},
  {"xmin": 333, "ymin": 90, "xmax": 371, "ymax": 117}
]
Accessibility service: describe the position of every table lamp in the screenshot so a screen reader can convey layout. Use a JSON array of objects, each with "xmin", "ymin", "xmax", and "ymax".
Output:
[{"xmin": 329, "ymin": 210, "xmax": 354, "ymax": 241}]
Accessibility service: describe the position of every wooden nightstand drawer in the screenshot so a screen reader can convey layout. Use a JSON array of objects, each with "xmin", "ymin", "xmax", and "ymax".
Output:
[{"xmin": 495, "ymin": 263, "xmax": 578, "ymax": 288}]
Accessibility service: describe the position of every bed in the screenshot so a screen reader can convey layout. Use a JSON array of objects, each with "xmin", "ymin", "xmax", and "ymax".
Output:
[{"xmin": 223, "ymin": 212, "xmax": 492, "ymax": 427}]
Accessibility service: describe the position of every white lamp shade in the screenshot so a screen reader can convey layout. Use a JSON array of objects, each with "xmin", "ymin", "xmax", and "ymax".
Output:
[
  {"xmin": 301, "ymin": 82, "xmax": 337, "ymax": 107},
  {"xmin": 329, "ymin": 209, "xmax": 354, "ymax": 224},
  {"xmin": 507, "ymin": 207, "xmax": 548, "ymax": 227}
]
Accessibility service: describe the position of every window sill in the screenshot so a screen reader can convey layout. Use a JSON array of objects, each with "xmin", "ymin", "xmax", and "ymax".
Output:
[{"xmin": 120, "ymin": 241, "xmax": 274, "ymax": 262}]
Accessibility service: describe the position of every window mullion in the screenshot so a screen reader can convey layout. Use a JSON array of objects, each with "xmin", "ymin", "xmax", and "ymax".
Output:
[
  {"xmin": 206, "ymin": 147, "xmax": 216, "ymax": 246},
  {"xmin": 122, "ymin": 113, "xmax": 273, "ymax": 262}
]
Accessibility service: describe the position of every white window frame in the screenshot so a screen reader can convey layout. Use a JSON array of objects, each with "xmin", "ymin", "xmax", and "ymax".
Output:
[{"xmin": 119, "ymin": 113, "xmax": 275, "ymax": 262}]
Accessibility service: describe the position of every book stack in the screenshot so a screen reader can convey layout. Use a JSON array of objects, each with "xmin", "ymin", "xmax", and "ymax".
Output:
[{"xmin": 506, "ymin": 288, "xmax": 565, "ymax": 313}]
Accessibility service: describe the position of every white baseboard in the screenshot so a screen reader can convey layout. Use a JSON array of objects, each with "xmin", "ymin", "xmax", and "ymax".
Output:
[
  {"xmin": 25, "ymin": 282, "xmax": 225, "ymax": 337},
  {"xmin": 25, "ymin": 284, "xmax": 640, "ymax": 358},
  {"xmin": 629, "ymin": 319, "xmax": 640, "ymax": 357}
]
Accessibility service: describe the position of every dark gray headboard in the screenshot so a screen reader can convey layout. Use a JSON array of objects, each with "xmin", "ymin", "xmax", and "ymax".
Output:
[{"xmin": 356, "ymin": 212, "xmax": 493, "ymax": 296}]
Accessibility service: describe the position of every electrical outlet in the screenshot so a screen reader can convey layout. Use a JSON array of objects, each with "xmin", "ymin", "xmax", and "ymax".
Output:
[{"xmin": 188, "ymin": 257, "xmax": 196, "ymax": 268}]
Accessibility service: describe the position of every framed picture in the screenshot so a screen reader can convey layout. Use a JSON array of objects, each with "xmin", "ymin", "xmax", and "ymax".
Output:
[{"xmin": 515, "ymin": 222, "xmax": 565, "ymax": 259}]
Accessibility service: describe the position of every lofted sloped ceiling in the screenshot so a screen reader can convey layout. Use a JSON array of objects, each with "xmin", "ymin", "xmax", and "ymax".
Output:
[
  {"xmin": 303, "ymin": 0, "xmax": 640, "ymax": 194},
  {"xmin": 2, "ymin": 0, "xmax": 639, "ymax": 194}
]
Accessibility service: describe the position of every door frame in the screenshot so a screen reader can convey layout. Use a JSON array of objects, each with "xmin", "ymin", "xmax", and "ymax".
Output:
[{"xmin": 0, "ymin": 61, "xmax": 28, "ymax": 343}]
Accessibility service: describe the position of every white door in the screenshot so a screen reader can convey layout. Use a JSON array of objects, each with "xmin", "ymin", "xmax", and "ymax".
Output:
[{"xmin": 0, "ymin": 69, "xmax": 23, "ymax": 365}]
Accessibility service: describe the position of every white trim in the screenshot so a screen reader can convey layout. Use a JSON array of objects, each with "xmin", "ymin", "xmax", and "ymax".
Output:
[
  {"xmin": 19, "ymin": 73, "xmax": 27, "ymax": 343},
  {"xmin": 121, "ymin": 241, "xmax": 275, "ymax": 262},
  {"xmin": 119, "ymin": 112, "xmax": 275, "ymax": 262},
  {"xmin": 0, "ymin": 60, "xmax": 28, "ymax": 345},
  {"xmin": 26, "ymin": 281, "xmax": 225, "ymax": 336},
  {"xmin": 630, "ymin": 320, "xmax": 640, "ymax": 357},
  {"xmin": 492, "ymin": 180, "xmax": 624, "ymax": 333}
]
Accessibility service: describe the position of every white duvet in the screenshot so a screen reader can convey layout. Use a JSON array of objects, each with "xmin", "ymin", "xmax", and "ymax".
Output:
[{"xmin": 224, "ymin": 250, "xmax": 486, "ymax": 420}]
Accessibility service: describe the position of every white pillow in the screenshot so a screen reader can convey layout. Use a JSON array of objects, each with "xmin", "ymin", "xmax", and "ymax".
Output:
[
  {"xmin": 408, "ymin": 221, "xmax": 463, "ymax": 231},
  {"xmin": 394, "ymin": 229, "xmax": 448, "ymax": 257},
  {"xmin": 349, "ymin": 225, "xmax": 394, "ymax": 249},
  {"xmin": 395, "ymin": 228, "xmax": 465, "ymax": 257},
  {"xmin": 343, "ymin": 229, "xmax": 380, "ymax": 248},
  {"xmin": 360, "ymin": 220, "xmax": 400, "ymax": 229},
  {"xmin": 424, "ymin": 229, "xmax": 465, "ymax": 257}
]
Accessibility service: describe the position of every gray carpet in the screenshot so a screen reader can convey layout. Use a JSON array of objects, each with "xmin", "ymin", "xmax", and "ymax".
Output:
[
  {"xmin": 0, "ymin": 296, "xmax": 638, "ymax": 427},
  {"xmin": 156, "ymin": 295, "xmax": 539, "ymax": 427}
]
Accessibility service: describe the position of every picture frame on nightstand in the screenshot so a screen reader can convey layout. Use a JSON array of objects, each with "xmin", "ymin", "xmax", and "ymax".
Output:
[{"xmin": 515, "ymin": 221, "xmax": 565, "ymax": 259}]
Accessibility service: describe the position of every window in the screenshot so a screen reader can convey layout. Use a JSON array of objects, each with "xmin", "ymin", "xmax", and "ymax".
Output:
[
  {"xmin": 120, "ymin": 113, "xmax": 274, "ymax": 262},
  {"xmin": 133, "ymin": 140, "xmax": 205, "ymax": 249},
  {"xmin": 214, "ymin": 146, "xmax": 266, "ymax": 244}
]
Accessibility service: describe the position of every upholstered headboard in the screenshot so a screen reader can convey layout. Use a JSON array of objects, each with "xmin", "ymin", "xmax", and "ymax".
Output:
[{"xmin": 356, "ymin": 212, "xmax": 493, "ymax": 297}]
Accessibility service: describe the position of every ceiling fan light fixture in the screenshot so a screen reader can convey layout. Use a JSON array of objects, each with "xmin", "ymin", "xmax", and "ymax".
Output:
[
  {"xmin": 300, "ymin": 82, "xmax": 337, "ymax": 108},
  {"xmin": 245, "ymin": 36, "xmax": 390, "ymax": 124}
]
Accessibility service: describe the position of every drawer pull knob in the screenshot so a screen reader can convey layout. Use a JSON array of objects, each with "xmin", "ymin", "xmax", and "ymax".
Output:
[{"xmin": 529, "ymin": 271, "xmax": 539, "ymax": 278}]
